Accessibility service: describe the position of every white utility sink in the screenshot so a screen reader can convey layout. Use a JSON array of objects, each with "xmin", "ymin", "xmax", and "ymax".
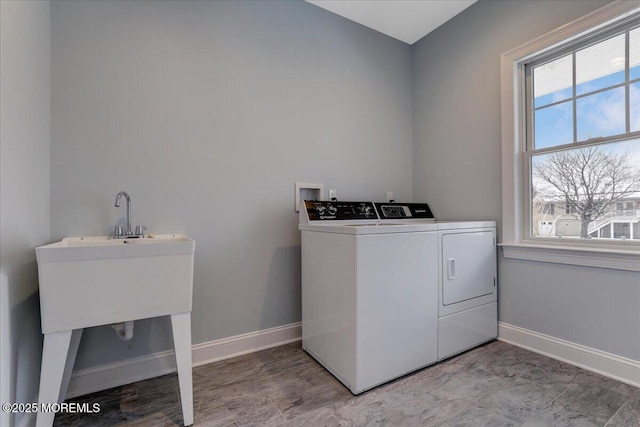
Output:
[
  {"xmin": 35, "ymin": 234, "xmax": 196, "ymax": 427},
  {"xmin": 36, "ymin": 234, "xmax": 195, "ymax": 333}
]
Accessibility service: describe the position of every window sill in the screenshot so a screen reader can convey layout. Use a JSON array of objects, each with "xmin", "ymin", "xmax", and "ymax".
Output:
[{"xmin": 499, "ymin": 242, "xmax": 640, "ymax": 272}]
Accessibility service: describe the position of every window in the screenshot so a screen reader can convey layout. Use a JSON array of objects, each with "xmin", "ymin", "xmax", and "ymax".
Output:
[
  {"xmin": 525, "ymin": 20, "xmax": 640, "ymax": 243},
  {"xmin": 614, "ymin": 222, "xmax": 631, "ymax": 239},
  {"xmin": 616, "ymin": 201, "xmax": 635, "ymax": 215},
  {"xmin": 500, "ymin": 3, "xmax": 640, "ymax": 271},
  {"xmin": 564, "ymin": 202, "xmax": 577, "ymax": 215}
]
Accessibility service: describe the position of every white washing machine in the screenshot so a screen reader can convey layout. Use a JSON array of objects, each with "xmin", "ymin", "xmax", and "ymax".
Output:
[
  {"xmin": 299, "ymin": 200, "xmax": 439, "ymax": 394},
  {"xmin": 299, "ymin": 201, "xmax": 497, "ymax": 394}
]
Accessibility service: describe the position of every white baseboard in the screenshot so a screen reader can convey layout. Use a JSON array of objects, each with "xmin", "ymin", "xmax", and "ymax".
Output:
[
  {"xmin": 66, "ymin": 322, "xmax": 301, "ymax": 399},
  {"xmin": 498, "ymin": 322, "xmax": 640, "ymax": 388}
]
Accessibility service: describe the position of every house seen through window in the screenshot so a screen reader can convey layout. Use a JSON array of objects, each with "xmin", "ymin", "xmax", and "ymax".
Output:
[{"xmin": 527, "ymin": 24, "xmax": 640, "ymax": 242}]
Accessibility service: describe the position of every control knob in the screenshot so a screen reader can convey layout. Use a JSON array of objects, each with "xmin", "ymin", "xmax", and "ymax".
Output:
[
  {"xmin": 327, "ymin": 206, "xmax": 337, "ymax": 215},
  {"xmin": 359, "ymin": 205, "xmax": 372, "ymax": 216},
  {"xmin": 315, "ymin": 205, "xmax": 327, "ymax": 215}
]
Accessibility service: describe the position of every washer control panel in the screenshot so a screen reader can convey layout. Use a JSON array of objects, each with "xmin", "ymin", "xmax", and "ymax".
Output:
[{"xmin": 305, "ymin": 201, "xmax": 378, "ymax": 221}]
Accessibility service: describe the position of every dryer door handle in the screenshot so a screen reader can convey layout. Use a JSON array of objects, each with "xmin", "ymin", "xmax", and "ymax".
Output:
[{"xmin": 447, "ymin": 258, "xmax": 456, "ymax": 280}]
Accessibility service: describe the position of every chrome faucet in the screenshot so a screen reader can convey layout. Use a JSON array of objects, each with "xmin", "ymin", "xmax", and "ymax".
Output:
[{"xmin": 114, "ymin": 191, "xmax": 139, "ymax": 238}]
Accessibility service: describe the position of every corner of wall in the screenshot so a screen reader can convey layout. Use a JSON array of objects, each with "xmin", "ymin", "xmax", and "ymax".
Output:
[{"xmin": 0, "ymin": 0, "xmax": 52, "ymax": 426}]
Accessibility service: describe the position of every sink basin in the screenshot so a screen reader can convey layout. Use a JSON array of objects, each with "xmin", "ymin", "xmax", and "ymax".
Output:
[
  {"xmin": 36, "ymin": 233, "xmax": 195, "ymax": 334},
  {"xmin": 36, "ymin": 234, "xmax": 193, "ymax": 262}
]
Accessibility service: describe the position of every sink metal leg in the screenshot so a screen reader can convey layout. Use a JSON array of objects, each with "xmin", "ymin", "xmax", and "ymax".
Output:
[
  {"xmin": 58, "ymin": 329, "xmax": 83, "ymax": 402},
  {"xmin": 171, "ymin": 312, "xmax": 193, "ymax": 426},
  {"xmin": 36, "ymin": 330, "xmax": 73, "ymax": 427}
]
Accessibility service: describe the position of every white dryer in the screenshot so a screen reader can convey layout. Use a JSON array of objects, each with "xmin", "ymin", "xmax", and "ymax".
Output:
[
  {"xmin": 374, "ymin": 206, "xmax": 498, "ymax": 361},
  {"xmin": 436, "ymin": 222, "xmax": 497, "ymax": 361}
]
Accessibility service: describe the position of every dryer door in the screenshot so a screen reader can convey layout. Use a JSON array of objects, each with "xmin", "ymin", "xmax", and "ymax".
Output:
[{"xmin": 442, "ymin": 231, "xmax": 495, "ymax": 305}]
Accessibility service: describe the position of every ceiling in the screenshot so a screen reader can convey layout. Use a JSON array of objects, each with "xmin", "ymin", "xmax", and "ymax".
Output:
[{"xmin": 306, "ymin": 0, "xmax": 477, "ymax": 45}]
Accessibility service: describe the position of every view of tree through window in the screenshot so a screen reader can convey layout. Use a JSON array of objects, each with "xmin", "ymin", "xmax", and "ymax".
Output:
[{"xmin": 528, "ymin": 25, "xmax": 640, "ymax": 242}]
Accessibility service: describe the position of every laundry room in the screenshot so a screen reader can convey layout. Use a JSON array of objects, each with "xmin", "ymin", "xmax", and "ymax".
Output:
[{"xmin": 2, "ymin": 0, "xmax": 639, "ymax": 426}]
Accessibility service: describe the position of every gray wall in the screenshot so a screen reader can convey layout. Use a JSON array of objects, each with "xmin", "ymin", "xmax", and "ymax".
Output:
[
  {"xmin": 413, "ymin": 0, "xmax": 640, "ymax": 361},
  {"xmin": 50, "ymin": 0, "xmax": 413, "ymax": 370},
  {"xmin": 499, "ymin": 256, "xmax": 640, "ymax": 360},
  {"xmin": 0, "ymin": 1, "xmax": 51, "ymax": 426},
  {"xmin": 413, "ymin": 0, "xmax": 609, "ymax": 224}
]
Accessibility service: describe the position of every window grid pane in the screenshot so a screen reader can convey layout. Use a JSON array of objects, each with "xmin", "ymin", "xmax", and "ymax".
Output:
[
  {"xmin": 576, "ymin": 34, "xmax": 625, "ymax": 95},
  {"xmin": 630, "ymin": 27, "xmax": 640, "ymax": 81},
  {"xmin": 631, "ymin": 81, "xmax": 640, "ymax": 132},
  {"xmin": 534, "ymin": 101, "xmax": 574, "ymax": 149},
  {"xmin": 533, "ymin": 55, "xmax": 573, "ymax": 108},
  {"xmin": 576, "ymin": 87, "xmax": 625, "ymax": 141}
]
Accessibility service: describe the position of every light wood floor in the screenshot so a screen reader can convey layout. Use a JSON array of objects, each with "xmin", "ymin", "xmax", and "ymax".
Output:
[{"xmin": 54, "ymin": 340, "xmax": 640, "ymax": 426}]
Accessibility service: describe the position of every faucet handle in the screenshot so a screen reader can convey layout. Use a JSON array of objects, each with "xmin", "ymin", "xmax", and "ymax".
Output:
[
  {"xmin": 114, "ymin": 225, "xmax": 124, "ymax": 237},
  {"xmin": 135, "ymin": 225, "xmax": 144, "ymax": 236}
]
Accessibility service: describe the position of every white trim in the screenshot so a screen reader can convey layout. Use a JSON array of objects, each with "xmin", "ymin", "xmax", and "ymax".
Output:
[
  {"xmin": 500, "ymin": 1, "xmax": 640, "ymax": 250},
  {"xmin": 190, "ymin": 321, "xmax": 301, "ymax": 368},
  {"xmin": 500, "ymin": 243, "xmax": 640, "ymax": 271},
  {"xmin": 498, "ymin": 322, "xmax": 640, "ymax": 389},
  {"xmin": 66, "ymin": 322, "xmax": 301, "ymax": 399}
]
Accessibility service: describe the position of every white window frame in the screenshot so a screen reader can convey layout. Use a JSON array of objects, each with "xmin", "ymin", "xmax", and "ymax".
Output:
[{"xmin": 500, "ymin": 1, "xmax": 640, "ymax": 272}]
